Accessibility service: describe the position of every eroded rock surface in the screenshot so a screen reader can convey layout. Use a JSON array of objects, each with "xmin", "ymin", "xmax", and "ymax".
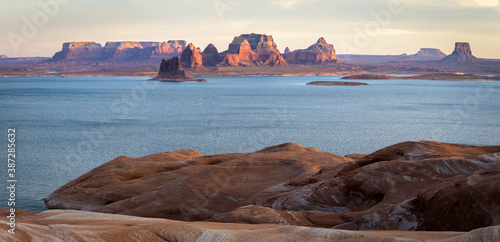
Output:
[
  {"xmin": 3, "ymin": 209, "xmax": 499, "ymax": 242},
  {"xmin": 44, "ymin": 141, "xmax": 500, "ymax": 232}
]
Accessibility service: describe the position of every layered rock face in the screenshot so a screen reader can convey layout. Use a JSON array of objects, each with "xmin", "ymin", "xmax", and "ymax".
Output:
[
  {"xmin": 220, "ymin": 33, "xmax": 287, "ymax": 67},
  {"xmin": 3, "ymin": 209, "xmax": 498, "ymax": 241},
  {"xmin": 51, "ymin": 41, "xmax": 187, "ymax": 61},
  {"xmin": 441, "ymin": 42, "xmax": 478, "ymax": 63},
  {"xmin": 180, "ymin": 43, "xmax": 204, "ymax": 69},
  {"xmin": 285, "ymin": 37, "xmax": 338, "ymax": 64},
  {"xmin": 52, "ymin": 42, "xmax": 105, "ymax": 60},
  {"xmin": 201, "ymin": 44, "xmax": 223, "ymax": 67},
  {"xmin": 44, "ymin": 141, "xmax": 500, "ymax": 232}
]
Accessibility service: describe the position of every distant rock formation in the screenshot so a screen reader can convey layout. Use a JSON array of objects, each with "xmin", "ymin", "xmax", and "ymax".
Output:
[
  {"xmin": 202, "ymin": 44, "xmax": 223, "ymax": 67},
  {"xmin": 180, "ymin": 43, "xmax": 204, "ymax": 69},
  {"xmin": 151, "ymin": 56, "xmax": 207, "ymax": 82},
  {"xmin": 441, "ymin": 42, "xmax": 478, "ymax": 63},
  {"xmin": 52, "ymin": 42, "xmax": 105, "ymax": 60},
  {"xmin": 219, "ymin": 33, "xmax": 287, "ymax": 67},
  {"xmin": 285, "ymin": 37, "xmax": 338, "ymax": 64},
  {"xmin": 0, "ymin": 55, "xmax": 7, "ymax": 59},
  {"xmin": 284, "ymin": 47, "xmax": 291, "ymax": 54},
  {"xmin": 413, "ymin": 48, "xmax": 446, "ymax": 58},
  {"xmin": 51, "ymin": 41, "xmax": 187, "ymax": 61},
  {"xmin": 44, "ymin": 140, "xmax": 500, "ymax": 232}
]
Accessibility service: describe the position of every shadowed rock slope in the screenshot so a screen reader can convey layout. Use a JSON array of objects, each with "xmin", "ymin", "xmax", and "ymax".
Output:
[{"xmin": 44, "ymin": 141, "xmax": 500, "ymax": 232}]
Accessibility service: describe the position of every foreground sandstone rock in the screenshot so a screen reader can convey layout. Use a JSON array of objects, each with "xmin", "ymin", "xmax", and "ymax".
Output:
[
  {"xmin": 3, "ymin": 209, "xmax": 499, "ymax": 242},
  {"xmin": 44, "ymin": 141, "xmax": 500, "ymax": 232}
]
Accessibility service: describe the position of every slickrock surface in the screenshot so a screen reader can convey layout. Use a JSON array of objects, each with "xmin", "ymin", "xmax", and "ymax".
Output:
[
  {"xmin": 2, "ymin": 209, "xmax": 500, "ymax": 241},
  {"xmin": 285, "ymin": 37, "xmax": 338, "ymax": 64},
  {"xmin": 44, "ymin": 141, "xmax": 500, "ymax": 232},
  {"xmin": 441, "ymin": 42, "xmax": 478, "ymax": 63}
]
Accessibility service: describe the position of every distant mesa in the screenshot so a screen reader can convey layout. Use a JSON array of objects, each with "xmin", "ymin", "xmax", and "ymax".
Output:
[
  {"xmin": 151, "ymin": 56, "xmax": 207, "ymax": 82},
  {"xmin": 284, "ymin": 37, "xmax": 338, "ymax": 64},
  {"xmin": 0, "ymin": 55, "xmax": 7, "ymax": 59},
  {"xmin": 441, "ymin": 42, "xmax": 478, "ymax": 63},
  {"xmin": 202, "ymin": 44, "xmax": 223, "ymax": 67},
  {"xmin": 414, "ymin": 48, "xmax": 446, "ymax": 57},
  {"xmin": 51, "ymin": 41, "xmax": 187, "ymax": 61},
  {"xmin": 180, "ymin": 43, "xmax": 204, "ymax": 69},
  {"xmin": 219, "ymin": 33, "xmax": 287, "ymax": 67}
]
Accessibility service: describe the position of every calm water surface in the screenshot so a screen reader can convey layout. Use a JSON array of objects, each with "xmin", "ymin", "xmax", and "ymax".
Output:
[{"xmin": 0, "ymin": 76, "xmax": 499, "ymax": 210}]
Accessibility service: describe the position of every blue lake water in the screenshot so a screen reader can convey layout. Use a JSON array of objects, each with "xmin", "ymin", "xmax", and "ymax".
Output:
[{"xmin": 0, "ymin": 76, "xmax": 499, "ymax": 211}]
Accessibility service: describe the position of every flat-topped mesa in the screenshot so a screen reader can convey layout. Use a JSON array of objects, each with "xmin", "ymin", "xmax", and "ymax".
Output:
[
  {"xmin": 180, "ymin": 43, "xmax": 204, "ymax": 69},
  {"xmin": 151, "ymin": 56, "xmax": 207, "ymax": 82},
  {"xmin": 441, "ymin": 42, "xmax": 478, "ymax": 63},
  {"xmin": 52, "ymin": 41, "xmax": 105, "ymax": 61},
  {"xmin": 285, "ymin": 37, "xmax": 338, "ymax": 64},
  {"xmin": 220, "ymin": 33, "xmax": 287, "ymax": 67},
  {"xmin": 202, "ymin": 44, "xmax": 223, "ymax": 67},
  {"xmin": 50, "ymin": 40, "xmax": 187, "ymax": 61},
  {"xmin": 413, "ymin": 48, "xmax": 447, "ymax": 58}
]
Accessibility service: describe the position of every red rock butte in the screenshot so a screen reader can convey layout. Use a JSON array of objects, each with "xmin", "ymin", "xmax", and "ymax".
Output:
[{"xmin": 441, "ymin": 42, "xmax": 478, "ymax": 63}]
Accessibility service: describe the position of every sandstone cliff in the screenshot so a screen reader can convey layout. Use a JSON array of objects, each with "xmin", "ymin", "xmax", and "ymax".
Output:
[
  {"xmin": 52, "ymin": 42, "xmax": 105, "ymax": 60},
  {"xmin": 44, "ymin": 141, "xmax": 500, "ymax": 232},
  {"xmin": 180, "ymin": 43, "xmax": 204, "ymax": 69},
  {"xmin": 219, "ymin": 33, "xmax": 287, "ymax": 67},
  {"xmin": 441, "ymin": 42, "xmax": 478, "ymax": 63},
  {"xmin": 51, "ymin": 40, "xmax": 187, "ymax": 61},
  {"xmin": 285, "ymin": 37, "xmax": 338, "ymax": 64}
]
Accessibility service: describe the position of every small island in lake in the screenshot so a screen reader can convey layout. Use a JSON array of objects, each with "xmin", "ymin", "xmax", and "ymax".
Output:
[
  {"xmin": 151, "ymin": 56, "xmax": 207, "ymax": 82},
  {"xmin": 306, "ymin": 81, "xmax": 369, "ymax": 86},
  {"xmin": 342, "ymin": 73, "xmax": 500, "ymax": 81}
]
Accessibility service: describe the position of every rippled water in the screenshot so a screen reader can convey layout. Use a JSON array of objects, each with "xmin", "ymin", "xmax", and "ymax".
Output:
[{"xmin": 0, "ymin": 76, "xmax": 499, "ymax": 211}]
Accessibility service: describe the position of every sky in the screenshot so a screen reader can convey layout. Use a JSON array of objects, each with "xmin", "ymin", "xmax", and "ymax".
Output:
[{"xmin": 1, "ymin": 0, "xmax": 500, "ymax": 58}]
